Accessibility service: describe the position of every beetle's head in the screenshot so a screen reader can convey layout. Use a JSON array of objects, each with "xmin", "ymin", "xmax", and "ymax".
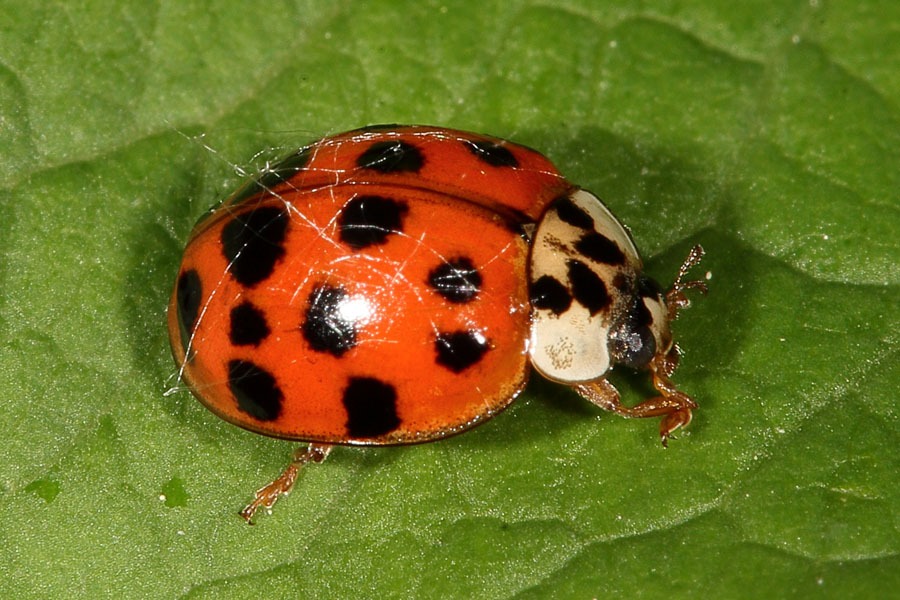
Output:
[{"xmin": 607, "ymin": 275, "xmax": 672, "ymax": 369}]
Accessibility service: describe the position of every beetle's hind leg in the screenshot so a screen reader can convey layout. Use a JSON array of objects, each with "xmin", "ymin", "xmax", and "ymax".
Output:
[{"xmin": 240, "ymin": 443, "xmax": 333, "ymax": 524}]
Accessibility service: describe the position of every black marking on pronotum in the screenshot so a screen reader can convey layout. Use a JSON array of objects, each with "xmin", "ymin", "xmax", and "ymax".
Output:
[
  {"xmin": 612, "ymin": 272, "xmax": 632, "ymax": 294},
  {"xmin": 176, "ymin": 269, "xmax": 202, "ymax": 358},
  {"xmin": 342, "ymin": 377, "xmax": 401, "ymax": 438},
  {"xmin": 435, "ymin": 330, "xmax": 490, "ymax": 373},
  {"xmin": 228, "ymin": 359, "xmax": 283, "ymax": 422},
  {"xmin": 574, "ymin": 231, "xmax": 626, "ymax": 266},
  {"xmin": 637, "ymin": 275, "xmax": 665, "ymax": 300},
  {"xmin": 338, "ymin": 195, "xmax": 409, "ymax": 250},
  {"xmin": 427, "ymin": 257, "xmax": 483, "ymax": 303},
  {"xmin": 554, "ymin": 196, "xmax": 594, "ymax": 229},
  {"xmin": 302, "ymin": 284, "xmax": 358, "ymax": 357},
  {"xmin": 567, "ymin": 260, "xmax": 611, "ymax": 316},
  {"xmin": 221, "ymin": 206, "xmax": 289, "ymax": 287},
  {"xmin": 529, "ymin": 275, "xmax": 572, "ymax": 315},
  {"xmin": 229, "ymin": 301, "xmax": 271, "ymax": 347},
  {"xmin": 230, "ymin": 146, "xmax": 314, "ymax": 206},
  {"xmin": 463, "ymin": 139, "xmax": 519, "ymax": 168},
  {"xmin": 356, "ymin": 140, "xmax": 425, "ymax": 173}
]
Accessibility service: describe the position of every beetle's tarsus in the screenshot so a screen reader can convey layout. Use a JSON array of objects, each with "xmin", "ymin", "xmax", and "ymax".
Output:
[{"xmin": 240, "ymin": 443, "xmax": 332, "ymax": 524}]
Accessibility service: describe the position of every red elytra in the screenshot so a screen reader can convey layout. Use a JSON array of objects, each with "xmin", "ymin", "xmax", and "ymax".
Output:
[
  {"xmin": 170, "ymin": 126, "xmax": 571, "ymax": 443},
  {"xmin": 168, "ymin": 125, "xmax": 706, "ymax": 522}
]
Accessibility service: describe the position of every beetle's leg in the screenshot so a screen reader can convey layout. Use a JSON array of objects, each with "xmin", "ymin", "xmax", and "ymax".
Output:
[
  {"xmin": 660, "ymin": 341, "xmax": 688, "ymax": 377},
  {"xmin": 647, "ymin": 354, "xmax": 697, "ymax": 446},
  {"xmin": 574, "ymin": 364, "xmax": 697, "ymax": 447},
  {"xmin": 576, "ymin": 246, "xmax": 705, "ymax": 444},
  {"xmin": 666, "ymin": 244, "xmax": 708, "ymax": 321},
  {"xmin": 240, "ymin": 443, "xmax": 333, "ymax": 524}
]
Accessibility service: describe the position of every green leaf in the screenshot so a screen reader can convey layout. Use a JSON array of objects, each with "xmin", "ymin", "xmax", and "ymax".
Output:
[{"xmin": 2, "ymin": 1, "xmax": 898, "ymax": 598}]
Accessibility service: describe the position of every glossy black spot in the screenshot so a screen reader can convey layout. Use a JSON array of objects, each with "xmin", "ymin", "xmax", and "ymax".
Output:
[
  {"xmin": 302, "ymin": 284, "xmax": 358, "ymax": 357},
  {"xmin": 176, "ymin": 270, "xmax": 202, "ymax": 357},
  {"xmin": 228, "ymin": 360, "xmax": 283, "ymax": 422},
  {"xmin": 435, "ymin": 330, "xmax": 490, "ymax": 373},
  {"xmin": 529, "ymin": 275, "xmax": 572, "ymax": 315},
  {"xmin": 229, "ymin": 301, "xmax": 270, "ymax": 347},
  {"xmin": 554, "ymin": 196, "xmax": 594, "ymax": 229},
  {"xmin": 221, "ymin": 206, "xmax": 289, "ymax": 287},
  {"xmin": 574, "ymin": 231, "xmax": 626, "ymax": 265},
  {"xmin": 567, "ymin": 260, "xmax": 611, "ymax": 316},
  {"xmin": 230, "ymin": 147, "xmax": 313, "ymax": 205},
  {"xmin": 356, "ymin": 140, "xmax": 424, "ymax": 173},
  {"xmin": 427, "ymin": 257, "xmax": 482, "ymax": 303},
  {"xmin": 342, "ymin": 377, "xmax": 401, "ymax": 438},
  {"xmin": 338, "ymin": 195, "xmax": 409, "ymax": 250},
  {"xmin": 463, "ymin": 140, "xmax": 519, "ymax": 167}
]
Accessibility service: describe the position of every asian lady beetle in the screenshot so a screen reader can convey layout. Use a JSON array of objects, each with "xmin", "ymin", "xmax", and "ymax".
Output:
[{"xmin": 168, "ymin": 125, "xmax": 707, "ymax": 522}]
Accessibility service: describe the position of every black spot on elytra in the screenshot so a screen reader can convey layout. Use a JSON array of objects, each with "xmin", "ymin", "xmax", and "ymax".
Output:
[
  {"xmin": 529, "ymin": 275, "xmax": 572, "ymax": 315},
  {"xmin": 554, "ymin": 196, "xmax": 594, "ymax": 229},
  {"xmin": 339, "ymin": 195, "xmax": 409, "ymax": 250},
  {"xmin": 303, "ymin": 284, "xmax": 358, "ymax": 357},
  {"xmin": 574, "ymin": 231, "xmax": 626, "ymax": 265},
  {"xmin": 567, "ymin": 260, "xmax": 611, "ymax": 316},
  {"xmin": 230, "ymin": 147, "xmax": 313, "ymax": 205},
  {"xmin": 221, "ymin": 206, "xmax": 289, "ymax": 287},
  {"xmin": 229, "ymin": 301, "xmax": 270, "ymax": 347},
  {"xmin": 463, "ymin": 140, "xmax": 519, "ymax": 167},
  {"xmin": 228, "ymin": 360, "xmax": 283, "ymax": 422},
  {"xmin": 176, "ymin": 269, "xmax": 202, "ymax": 357},
  {"xmin": 342, "ymin": 377, "xmax": 401, "ymax": 438},
  {"xmin": 435, "ymin": 330, "xmax": 490, "ymax": 373},
  {"xmin": 427, "ymin": 257, "xmax": 482, "ymax": 303},
  {"xmin": 356, "ymin": 140, "xmax": 424, "ymax": 173}
]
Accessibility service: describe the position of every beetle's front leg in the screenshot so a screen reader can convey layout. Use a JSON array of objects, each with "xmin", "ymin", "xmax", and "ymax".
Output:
[{"xmin": 666, "ymin": 244, "xmax": 708, "ymax": 321}]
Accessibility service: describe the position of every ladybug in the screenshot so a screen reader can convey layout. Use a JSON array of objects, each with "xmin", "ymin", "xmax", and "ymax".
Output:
[{"xmin": 168, "ymin": 125, "xmax": 707, "ymax": 522}]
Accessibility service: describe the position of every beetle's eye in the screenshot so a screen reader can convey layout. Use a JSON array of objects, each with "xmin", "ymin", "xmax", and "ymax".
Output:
[{"xmin": 608, "ymin": 296, "xmax": 657, "ymax": 368}]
